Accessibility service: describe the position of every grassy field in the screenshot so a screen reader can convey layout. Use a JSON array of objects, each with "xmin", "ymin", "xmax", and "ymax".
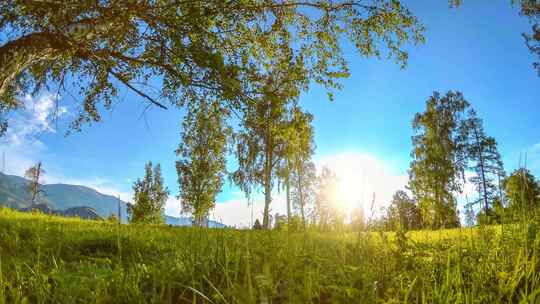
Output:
[{"xmin": 1, "ymin": 207, "xmax": 539, "ymax": 303}]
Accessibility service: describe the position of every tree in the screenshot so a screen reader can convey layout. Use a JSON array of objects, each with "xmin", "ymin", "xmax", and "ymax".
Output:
[
  {"xmin": 176, "ymin": 99, "xmax": 229, "ymax": 227},
  {"xmin": 464, "ymin": 110, "xmax": 505, "ymax": 217},
  {"xmin": 253, "ymin": 219, "xmax": 262, "ymax": 230},
  {"xmin": 503, "ymin": 168, "xmax": 540, "ymax": 218},
  {"xmin": 232, "ymin": 74, "xmax": 297, "ymax": 229},
  {"xmin": 130, "ymin": 162, "xmax": 169, "ymax": 224},
  {"xmin": 280, "ymin": 106, "xmax": 315, "ymax": 229},
  {"xmin": 464, "ymin": 202, "xmax": 476, "ymax": 226},
  {"xmin": 0, "ymin": 1, "xmax": 424, "ymax": 137},
  {"xmin": 409, "ymin": 91, "xmax": 471, "ymax": 229},
  {"xmin": 291, "ymin": 160, "xmax": 318, "ymax": 230},
  {"xmin": 520, "ymin": 1, "xmax": 540, "ymax": 76},
  {"xmin": 385, "ymin": 190, "xmax": 422, "ymax": 231},
  {"xmin": 24, "ymin": 162, "xmax": 45, "ymax": 207}
]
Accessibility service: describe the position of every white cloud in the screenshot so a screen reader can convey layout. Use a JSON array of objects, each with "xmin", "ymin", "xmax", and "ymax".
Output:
[
  {"xmin": 0, "ymin": 93, "xmax": 132, "ymax": 202},
  {"xmin": 165, "ymin": 197, "xmax": 182, "ymax": 217},
  {"xmin": 165, "ymin": 189, "xmax": 288, "ymax": 228},
  {"xmin": 211, "ymin": 192, "xmax": 287, "ymax": 228},
  {"xmin": 1, "ymin": 92, "xmax": 67, "ymax": 175}
]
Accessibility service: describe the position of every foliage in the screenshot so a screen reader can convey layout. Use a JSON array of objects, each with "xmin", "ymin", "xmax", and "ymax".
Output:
[
  {"xmin": 385, "ymin": 190, "xmax": 423, "ymax": 231},
  {"xmin": 0, "ymin": 0, "xmax": 425, "ymax": 136},
  {"xmin": 503, "ymin": 168, "xmax": 540, "ymax": 219},
  {"xmin": 129, "ymin": 162, "xmax": 168, "ymax": 225},
  {"xmin": 409, "ymin": 91, "xmax": 470, "ymax": 229},
  {"xmin": 520, "ymin": 0, "xmax": 540, "ymax": 76},
  {"xmin": 3, "ymin": 208, "xmax": 540, "ymax": 303},
  {"xmin": 282, "ymin": 106, "xmax": 316, "ymax": 229},
  {"xmin": 278, "ymin": 104, "xmax": 315, "ymax": 226},
  {"xmin": 252, "ymin": 219, "xmax": 262, "ymax": 230},
  {"xmin": 291, "ymin": 160, "xmax": 318, "ymax": 230},
  {"xmin": 24, "ymin": 162, "xmax": 45, "ymax": 207},
  {"xmin": 232, "ymin": 78, "xmax": 295, "ymax": 229},
  {"xmin": 176, "ymin": 99, "xmax": 229, "ymax": 227},
  {"xmin": 464, "ymin": 109, "xmax": 505, "ymax": 217}
]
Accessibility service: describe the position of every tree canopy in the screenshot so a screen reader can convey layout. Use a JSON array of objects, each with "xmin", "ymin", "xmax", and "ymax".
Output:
[
  {"xmin": 385, "ymin": 190, "xmax": 422, "ymax": 231},
  {"xmin": 176, "ymin": 99, "xmax": 229, "ymax": 227},
  {"xmin": 464, "ymin": 110, "xmax": 505, "ymax": 216},
  {"xmin": 0, "ymin": 0, "xmax": 425, "ymax": 136},
  {"xmin": 503, "ymin": 168, "xmax": 540, "ymax": 218},
  {"xmin": 130, "ymin": 161, "xmax": 169, "ymax": 224},
  {"xmin": 409, "ymin": 91, "xmax": 470, "ymax": 229}
]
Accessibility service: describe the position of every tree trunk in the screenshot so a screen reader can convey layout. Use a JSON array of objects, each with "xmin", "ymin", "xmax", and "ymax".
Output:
[
  {"xmin": 262, "ymin": 101, "xmax": 275, "ymax": 230},
  {"xmin": 0, "ymin": 32, "xmax": 71, "ymax": 98},
  {"xmin": 30, "ymin": 162, "xmax": 43, "ymax": 207},
  {"xmin": 262, "ymin": 122, "xmax": 273, "ymax": 229},
  {"xmin": 474, "ymin": 127, "xmax": 489, "ymax": 215},
  {"xmin": 497, "ymin": 173, "xmax": 504, "ymax": 204},
  {"xmin": 263, "ymin": 169, "xmax": 272, "ymax": 229},
  {"xmin": 298, "ymin": 167, "xmax": 306, "ymax": 230},
  {"xmin": 285, "ymin": 163, "xmax": 291, "ymax": 226}
]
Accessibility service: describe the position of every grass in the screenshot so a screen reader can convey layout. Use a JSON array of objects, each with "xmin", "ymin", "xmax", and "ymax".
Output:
[{"xmin": 0, "ymin": 207, "xmax": 539, "ymax": 303}]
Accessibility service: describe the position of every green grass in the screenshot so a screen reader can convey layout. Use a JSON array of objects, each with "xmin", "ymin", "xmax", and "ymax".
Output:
[{"xmin": 1, "ymin": 207, "xmax": 539, "ymax": 303}]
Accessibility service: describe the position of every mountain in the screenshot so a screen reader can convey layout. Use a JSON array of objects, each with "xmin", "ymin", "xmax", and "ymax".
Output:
[
  {"xmin": 42, "ymin": 183, "xmax": 128, "ymax": 221},
  {"xmin": 0, "ymin": 171, "xmax": 128, "ymax": 221},
  {"xmin": 0, "ymin": 172, "xmax": 225, "ymax": 227},
  {"xmin": 165, "ymin": 215, "xmax": 226, "ymax": 228},
  {"xmin": 0, "ymin": 172, "xmax": 41, "ymax": 208},
  {"xmin": 20, "ymin": 203, "xmax": 102, "ymax": 220},
  {"xmin": 63, "ymin": 206, "xmax": 102, "ymax": 220}
]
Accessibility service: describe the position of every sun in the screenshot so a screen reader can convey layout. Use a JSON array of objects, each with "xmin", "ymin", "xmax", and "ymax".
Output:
[
  {"xmin": 335, "ymin": 170, "xmax": 369, "ymax": 214},
  {"xmin": 317, "ymin": 152, "xmax": 406, "ymax": 218}
]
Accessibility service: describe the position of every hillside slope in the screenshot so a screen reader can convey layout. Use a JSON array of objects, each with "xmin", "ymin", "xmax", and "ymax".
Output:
[
  {"xmin": 0, "ymin": 172, "xmax": 128, "ymax": 220},
  {"xmin": 0, "ymin": 172, "xmax": 225, "ymax": 227}
]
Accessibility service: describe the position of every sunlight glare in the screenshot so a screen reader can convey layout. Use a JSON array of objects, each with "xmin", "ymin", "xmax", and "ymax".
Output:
[{"xmin": 316, "ymin": 152, "xmax": 408, "ymax": 220}]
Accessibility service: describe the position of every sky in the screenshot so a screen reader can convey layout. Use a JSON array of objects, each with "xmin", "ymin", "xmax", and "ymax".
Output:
[{"xmin": 1, "ymin": 1, "xmax": 539, "ymax": 227}]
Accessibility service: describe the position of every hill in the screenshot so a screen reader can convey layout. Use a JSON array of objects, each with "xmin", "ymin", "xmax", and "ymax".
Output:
[
  {"xmin": 0, "ymin": 172, "xmax": 225, "ymax": 227},
  {"xmin": 0, "ymin": 171, "xmax": 128, "ymax": 221},
  {"xmin": 165, "ymin": 215, "xmax": 226, "ymax": 228}
]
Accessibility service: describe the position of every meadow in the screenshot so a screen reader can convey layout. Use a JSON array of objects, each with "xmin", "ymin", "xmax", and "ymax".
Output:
[{"xmin": 0, "ymin": 207, "xmax": 539, "ymax": 304}]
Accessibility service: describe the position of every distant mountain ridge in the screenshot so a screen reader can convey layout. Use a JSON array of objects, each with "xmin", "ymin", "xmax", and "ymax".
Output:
[
  {"xmin": 0, "ymin": 172, "xmax": 226, "ymax": 227},
  {"xmin": 20, "ymin": 203, "xmax": 102, "ymax": 220},
  {"xmin": 0, "ymin": 171, "xmax": 129, "ymax": 222},
  {"xmin": 164, "ymin": 215, "xmax": 226, "ymax": 228}
]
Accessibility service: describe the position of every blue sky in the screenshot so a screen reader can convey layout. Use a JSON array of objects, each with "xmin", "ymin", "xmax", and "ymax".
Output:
[{"xmin": 2, "ymin": 0, "xmax": 540, "ymax": 226}]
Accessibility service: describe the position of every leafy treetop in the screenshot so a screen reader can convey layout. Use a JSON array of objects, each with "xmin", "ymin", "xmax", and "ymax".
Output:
[{"xmin": 0, "ymin": 0, "xmax": 425, "ymax": 135}]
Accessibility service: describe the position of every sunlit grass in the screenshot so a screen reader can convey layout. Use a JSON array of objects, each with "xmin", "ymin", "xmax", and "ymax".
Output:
[{"xmin": 1, "ymin": 207, "xmax": 539, "ymax": 303}]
